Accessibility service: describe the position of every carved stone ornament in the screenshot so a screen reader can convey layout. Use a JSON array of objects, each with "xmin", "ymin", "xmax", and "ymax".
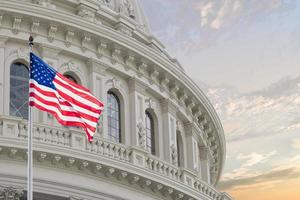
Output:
[
  {"xmin": 99, "ymin": 0, "xmax": 114, "ymax": 10},
  {"xmin": 9, "ymin": 48, "xmax": 29, "ymax": 60},
  {"xmin": 0, "ymin": 185, "xmax": 24, "ymax": 200},
  {"xmin": 145, "ymin": 98, "xmax": 156, "ymax": 110},
  {"xmin": 12, "ymin": 17, "xmax": 21, "ymax": 34},
  {"xmin": 170, "ymin": 144, "xmax": 178, "ymax": 166},
  {"xmin": 77, "ymin": 6, "xmax": 95, "ymax": 22},
  {"xmin": 33, "ymin": 0, "xmax": 56, "ymax": 9},
  {"xmin": 106, "ymin": 77, "xmax": 121, "ymax": 89},
  {"xmin": 120, "ymin": 0, "xmax": 135, "ymax": 19},
  {"xmin": 136, "ymin": 121, "xmax": 146, "ymax": 148}
]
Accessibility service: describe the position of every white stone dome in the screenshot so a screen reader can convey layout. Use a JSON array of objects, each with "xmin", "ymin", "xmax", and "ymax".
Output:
[{"xmin": 0, "ymin": 0, "xmax": 232, "ymax": 200}]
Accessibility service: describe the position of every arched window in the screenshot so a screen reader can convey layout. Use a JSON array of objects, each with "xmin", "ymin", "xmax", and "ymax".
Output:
[
  {"xmin": 64, "ymin": 74, "xmax": 78, "ymax": 84},
  {"xmin": 107, "ymin": 91, "xmax": 121, "ymax": 143},
  {"xmin": 145, "ymin": 110, "xmax": 155, "ymax": 155},
  {"xmin": 10, "ymin": 62, "xmax": 29, "ymax": 119}
]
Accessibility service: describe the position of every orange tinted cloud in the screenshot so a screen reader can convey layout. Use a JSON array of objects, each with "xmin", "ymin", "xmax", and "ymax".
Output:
[{"xmin": 225, "ymin": 177, "xmax": 300, "ymax": 200}]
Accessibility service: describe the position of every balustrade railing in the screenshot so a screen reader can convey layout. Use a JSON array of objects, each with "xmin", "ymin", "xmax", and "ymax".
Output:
[{"xmin": 0, "ymin": 116, "xmax": 230, "ymax": 200}]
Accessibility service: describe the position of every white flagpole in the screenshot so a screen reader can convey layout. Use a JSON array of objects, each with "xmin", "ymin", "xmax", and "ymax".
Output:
[{"xmin": 27, "ymin": 35, "xmax": 34, "ymax": 200}]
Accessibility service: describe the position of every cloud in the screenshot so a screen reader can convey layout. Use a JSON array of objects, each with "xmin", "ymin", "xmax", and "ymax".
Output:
[
  {"xmin": 292, "ymin": 139, "xmax": 300, "ymax": 150},
  {"xmin": 237, "ymin": 151, "xmax": 277, "ymax": 168},
  {"xmin": 219, "ymin": 165, "xmax": 300, "ymax": 190},
  {"xmin": 204, "ymin": 76, "xmax": 300, "ymax": 142},
  {"xmin": 193, "ymin": 0, "xmax": 295, "ymax": 30}
]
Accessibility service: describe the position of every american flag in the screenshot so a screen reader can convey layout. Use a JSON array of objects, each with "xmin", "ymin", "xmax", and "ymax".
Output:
[{"xmin": 29, "ymin": 52, "xmax": 104, "ymax": 142}]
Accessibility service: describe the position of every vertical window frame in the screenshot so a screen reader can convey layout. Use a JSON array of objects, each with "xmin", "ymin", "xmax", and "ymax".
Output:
[
  {"xmin": 9, "ymin": 62, "xmax": 29, "ymax": 119},
  {"xmin": 107, "ymin": 91, "xmax": 121, "ymax": 143},
  {"xmin": 145, "ymin": 110, "xmax": 155, "ymax": 155}
]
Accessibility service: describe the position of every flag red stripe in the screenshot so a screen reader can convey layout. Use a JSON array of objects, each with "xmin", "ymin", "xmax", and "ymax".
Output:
[
  {"xmin": 53, "ymin": 77, "xmax": 101, "ymax": 107},
  {"xmin": 29, "ymin": 101, "xmax": 96, "ymax": 134},
  {"xmin": 29, "ymin": 92, "xmax": 99, "ymax": 125},
  {"xmin": 56, "ymin": 73, "xmax": 90, "ymax": 92},
  {"xmin": 30, "ymin": 81, "xmax": 101, "ymax": 118}
]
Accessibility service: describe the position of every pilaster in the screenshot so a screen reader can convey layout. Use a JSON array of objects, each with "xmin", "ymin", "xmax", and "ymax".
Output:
[
  {"xmin": 199, "ymin": 146, "xmax": 210, "ymax": 184},
  {"xmin": 128, "ymin": 78, "xmax": 147, "ymax": 148},
  {"xmin": 0, "ymin": 37, "xmax": 8, "ymax": 115},
  {"xmin": 184, "ymin": 122, "xmax": 199, "ymax": 172},
  {"xmin": 87, "ymin": 58, "xmax": 108, "ymax": 139},
  {"xmin": 160, "ymin": 99, "xmax": 178, "ymax": 163}
]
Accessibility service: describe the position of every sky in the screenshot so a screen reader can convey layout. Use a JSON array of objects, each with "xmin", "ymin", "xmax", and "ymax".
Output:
[{"xmin": 140, "ymin": 0, "xmax": 300, "ymax": 200}]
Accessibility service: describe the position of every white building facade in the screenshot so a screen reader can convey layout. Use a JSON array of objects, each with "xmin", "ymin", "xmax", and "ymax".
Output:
[{"xmin": 0, "ymin": 0, "xmax": 232, "ymax": 199}]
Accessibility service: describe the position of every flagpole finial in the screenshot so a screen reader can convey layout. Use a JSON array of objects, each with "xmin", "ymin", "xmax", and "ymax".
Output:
[{"xmin": 28, "ymin": 35, "xmax": 34, "ymax": 47}]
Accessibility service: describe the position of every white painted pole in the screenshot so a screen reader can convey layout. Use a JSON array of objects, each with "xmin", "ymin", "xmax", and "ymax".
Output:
[{"xmin": 27, "ymin": 35, "xmax": 34, "ymax": 200}]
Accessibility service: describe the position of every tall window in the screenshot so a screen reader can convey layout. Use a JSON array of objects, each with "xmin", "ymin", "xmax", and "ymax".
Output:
[
  {"xmin": 107, "ymin": 91, "xmax": 121, "ymax": 143},
  {"xmin": 145, "ymin": 110, "xmax": 155, "ymax": 155},
  {"xmin": 10, "ymin": 62, "xmax": 29, "ymax": 119}
]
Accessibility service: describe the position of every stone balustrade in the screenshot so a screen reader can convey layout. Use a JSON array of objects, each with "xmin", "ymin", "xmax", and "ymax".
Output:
[{"xmin": 0, "ymin": 115, "xmax": 231, "ymax": 200}]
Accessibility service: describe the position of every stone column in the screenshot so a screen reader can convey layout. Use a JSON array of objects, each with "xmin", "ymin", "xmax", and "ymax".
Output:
[
  {"xmin": 184, "ymin": 122, "xmax": 199, "ymax": 171},
  {"xmin": 160, "ymin": 99, "xmax": 177, "ymax": 163},
  {"xmin": 199, "ymin": 146, "xmax": 210, "ymax": 184},
  {"xmin": 0, "ymin": 37, "xmax": 8, "ymax": 115},
  {"xmin": 128, "ymin": 78, "xmax": 147, "ymax": 148},
  {"xmin": 87, "ymin": 58, "xmax": 108, "ymax": 139}
]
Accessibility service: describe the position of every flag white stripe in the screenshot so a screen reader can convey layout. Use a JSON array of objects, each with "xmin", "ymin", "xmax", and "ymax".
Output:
[
  {"xmin": 29, "ymin": 96, "xmax": 97, "ymax": 128},
  {"xmin": 29, "ymin": 86, "xmax": 100, "ymax": 118},
  {"xmin": 55, "ymin": 75, "xmax": 97, "ymax": 99},
  {"xmin": 54, "ymin": 81, "xmax": 100, "ymax": 110}
]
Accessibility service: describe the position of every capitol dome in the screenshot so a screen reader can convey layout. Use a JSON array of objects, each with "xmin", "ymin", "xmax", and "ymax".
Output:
[{"xmin": 0, "ymin": 0, "xmax": 232, "ymax": 199}]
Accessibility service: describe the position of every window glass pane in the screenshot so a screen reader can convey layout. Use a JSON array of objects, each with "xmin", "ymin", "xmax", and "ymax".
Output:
[
  {"xmin": 107, "ymin": 92, "xmax": 121, "ymax": 143},
  {"xmin": 145, "ymin": 111, "xmax": 155, "ymax": 155},
  {"xmin": 10, "ymin": 63, "xmax": 29, "ymax": 119}
]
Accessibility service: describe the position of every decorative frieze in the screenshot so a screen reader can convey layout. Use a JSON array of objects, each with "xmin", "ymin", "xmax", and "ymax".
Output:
[
  {"xmin": 30, "ymin": 21, "xmax": 40, "ymax": 35},
  {"xmin": 160, "ymin": 74, "xmax": 170, "ymax": 92},
  {"xmin": 8, "ymin": 148, "xmax": 17, "ymax": 158},
  {"xmin": 96, "ymin": 42, "xmax": 108, "ymax": 58},
  {"xmin": 48, "ymin": 24, "xmax": 58, "ymax": 42},
  {"xmin": 12, "ymin": 17, "xmax": 21, "ymax": 34},
  {"xmin": 52, "ymin": 155, "xmax": 61, "ymax": 165},
  {"xmin": 93, "ymin": 164, "xmax": 102, "ymax": 173},
  {"xmin": 65, "ymin": 30, "xmax": 75, "ymax": 47},
  {"xmin": 178, "ymin": 91, "xmax": 188, "ymax": 107},
  {"xmin": 76, "ymin": 5, "xmax": 96, "ymax": 22},
  {"xmin": 105, "ymin": 167, "xmax": 115, "ymax": 177},
  {"xmin": 33, "ymin": 0, "xmax": 56, "ymax": 9},
  {"xmin": 81, "ymin": 34, "xmax": 91, "ymax": 52},
  {"xmin": 0, "ymin": 185, "xmax": 23, "ymax": 200},
  {"xmin": 37, "ymin": 152, "xmax": 47, "ymax": 162},
  {"xmin": 119, "ymin": 0, "xmax": 135, "ymax": 19},
  {"xmin": 148, "ymin": 69, "xmax": 159, "ymax": 85},
  {"xmin": 66, "ymin": 157, "xmax": 76, "ymax": 167},
  {"xmin": 129, "ymin": 175, "xmax": 140, "ymax": 184},
  {"xmin": 79, "ymin": 161, "xmax": 89, "ymax": 170},
  {"xmin": 117, "ymin": 171, "xmax": 128, "ymax": 180},
  {"xmin": 115, "ymin": 22, "xmax": 133, "ymax": 37},
  {"xmin": 111, "ymin": 48, "xmax": 122, "ymax": 65},
  {"xmin": 145, "ymin": 97, "xmax": 156, "ymax": 110},
  {"xmin": 124, "ymin": 55, "xmax": 135, "ymax": 71},
  {"xmin": 136, "ymin": 62, "xmax": 147, "ymax": 77}
]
